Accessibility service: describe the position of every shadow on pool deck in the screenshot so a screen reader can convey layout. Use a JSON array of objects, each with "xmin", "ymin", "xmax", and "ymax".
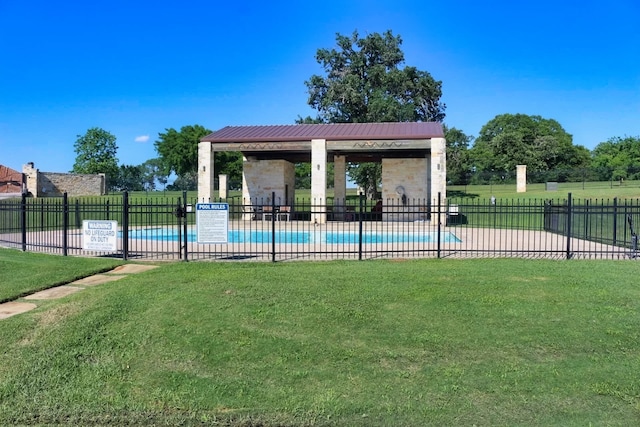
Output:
[{"xmin": 0, "ymin": 264, "xmax": 158, "ymax": 320}]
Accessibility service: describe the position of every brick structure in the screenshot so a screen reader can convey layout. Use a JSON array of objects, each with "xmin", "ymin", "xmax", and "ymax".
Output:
[{"xmin": 0, "ymin": 165, "xmax": 24, "ymax": 196}]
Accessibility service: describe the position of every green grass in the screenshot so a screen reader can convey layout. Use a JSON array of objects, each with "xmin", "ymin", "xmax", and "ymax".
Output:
[
  {"xmin": 1, "ymin": 256, "xmax": 639, "ymax": 425},
  {"xmin": 448, "ymin": 180, "xmax": 640, "ymax": 200},
  {"xmin": 0, "ymin": 248, "xmax": 122, "ymax": 303}
]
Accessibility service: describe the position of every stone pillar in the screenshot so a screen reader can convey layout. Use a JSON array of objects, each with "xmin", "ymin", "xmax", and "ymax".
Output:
[
  {"xmin": 333, "ymin": 155, "xmax": 347, "ymax": 218},
  {"xmin": 219, "ymin": 174, "xmax": 228, "ymax": 200},
  {"xmin": 22, "ymin": 162, "xmax": 39, "ymax": 197},
  {"xmin": 311, "ymin": 139, "xmax": 327, "ymax": 223},
  {"xmin": 430, "ymin": 137, "xmax": 447, "ymax": 224},
  {"xmin": 197, "ymin": 141, "xmax": 214, "ymax": 203},
  {"xmin": 516, "ymin": 165, "xmax": 527, "ymax": 193}
]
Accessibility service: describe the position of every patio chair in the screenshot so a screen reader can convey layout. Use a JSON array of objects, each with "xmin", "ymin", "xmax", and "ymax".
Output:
[
  {"xmin": 262, "ymin": 205, "xmax": 274, "ymax": 221},
  {"xmin": 277, "ymin": 206, "xmax": 291, "ymax": 221}
]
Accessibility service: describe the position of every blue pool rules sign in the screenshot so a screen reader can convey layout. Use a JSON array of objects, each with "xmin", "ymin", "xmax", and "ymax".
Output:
[{"xmin": 196, "ymin": 203, "xmax": 229, "ymax": 244}]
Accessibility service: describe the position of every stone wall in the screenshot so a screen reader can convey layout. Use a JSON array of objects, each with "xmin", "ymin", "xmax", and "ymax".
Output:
[
  {"xmin": 241, "ymin": 158, "xmax": 295, "ymax": 205},
  {"xmin": 381, "ymin": 157, "xmax": 431, "ymax": 221},
  {"xmin": 23, "ymin": 163, "xmax": 105, "ymax": 197}
]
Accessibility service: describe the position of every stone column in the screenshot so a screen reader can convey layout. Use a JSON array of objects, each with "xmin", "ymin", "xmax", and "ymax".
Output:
[
  {"xmin": 430, "ymin": 137, "xmax": 447, "ymax": 224},
  {"xmin": 311, "ymin": 139, "xmax": 327, "ymax": 223},
  {"xmin": 22, "ymin": 162, "xmax": 39, "ymax": 197},
  {"xmin": 197, "ymin": 141, "xmax": 214, "ymax": 203},
  {"xmin": 219, "ymin": 174, "xmax": 228, "ymax": 200},
  {"xmin": 516, "ymin": 165, "xmax": 527, "ymax": 193},
  {"xmin": 333, "ymin": 155, "xmax": 347, "ymax": 219}
]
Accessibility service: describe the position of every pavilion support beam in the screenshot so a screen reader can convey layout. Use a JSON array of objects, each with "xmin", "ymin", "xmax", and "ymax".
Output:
[
  {"xmin": 198, "ymin": 141, "xmax": 215, "ymax": 203},
  {"xmin": 332, "ymin": 155, "xmax": 347, "ymax": 220},
  {"xmin": 311, "ymin": 139, "xmax": 327, "ymax": 223},
  {"xmin": 430, "ymin": 137, "xmax": 447, "ymax": 224},
  {"xmin": 333, "ymin": 155, "xmax": 346, "ymax": 201}
]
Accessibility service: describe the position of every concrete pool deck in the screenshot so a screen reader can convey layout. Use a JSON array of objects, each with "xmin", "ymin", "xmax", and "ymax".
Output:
[{"xmin": 0, "ymin": 264, "xmax": 158, "ymax": 320}]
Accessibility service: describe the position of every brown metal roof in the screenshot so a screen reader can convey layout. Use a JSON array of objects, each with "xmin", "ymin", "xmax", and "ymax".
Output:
[{"xmin": 201, "ymin": 122, "xmax": 444, "ymax": 143}]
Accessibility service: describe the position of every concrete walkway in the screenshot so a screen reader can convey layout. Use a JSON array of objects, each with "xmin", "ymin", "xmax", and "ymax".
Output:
[{"xmin": 0, "ymin": 264, "xmax": 158, "ymax": 320}]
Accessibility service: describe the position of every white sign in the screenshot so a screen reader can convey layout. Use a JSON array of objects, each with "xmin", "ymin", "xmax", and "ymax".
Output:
[
  {"xmin": 196, "ymin": 203, "xmax": 228, "ymax": 244},
  {"xmin": 82, "ymin": 220, "xmax": 118, "ymax": 251}
]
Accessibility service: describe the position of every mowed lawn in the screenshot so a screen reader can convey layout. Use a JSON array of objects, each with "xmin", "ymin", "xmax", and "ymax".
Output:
[
  {"xmin": 0, "ymin": 253, "xmax": 639, "ymax": 426},
  {"xmin": 0, "ymin": 249, "xmax": 122, "ymax": 303}
]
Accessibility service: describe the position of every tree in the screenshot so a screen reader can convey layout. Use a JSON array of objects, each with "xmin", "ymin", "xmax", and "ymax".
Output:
[
  {"xmin": 443, "ymin": 125, "xmax": 474, "ymax": 185},
  {"xmin": 215, "ymin": 151, "xmax": 243, "ymax": 189},
  {"xmin": 154, "ymin": 125, "xmax": 210, "ymax": 177},
  {"xmin": 348, "ymin": 163, "xmax": 380, "ymax": 198},
  {"xmin": 154, "ymin": 125, "xmax": 243, "ymax": 187},
  {"xmin": 112, "ymin": 164, "xmax": 144, "ymax": 192},
  {"xmin": 302, "ymin": 30, "xmax": 446, "ymax": 194},
  {"xmin": 167, "ymin": 171, "xmax": 197, "ymax": 191},
  {"xmin": 72, "ymin": 127, "xmax": 119, "ymax": 189},
  {"xmin": 139, "ymin": 158, "xmax": 169, "ymax": 191},
  {"xmin": 591, "ymin": 136, "xmax": 640, "ymax": 181},
  {"xmin": 469, "ymin": 114, "xmax": 590, "ymax": 181}
]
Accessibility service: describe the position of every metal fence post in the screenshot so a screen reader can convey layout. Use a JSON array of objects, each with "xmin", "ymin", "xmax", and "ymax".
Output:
[
  {"xmin": 62, "ymin": 193, "xmax": 68, "ymax": 256},
  {"xmin": 183, "ymin": 190, "xmax": 189, "ymax": 262},
  {"xmin": 613, "ymin": 197, "xmax": 618, "ymax": 246},
  {"xmin": 566, "ymin": 192, "xmax": 572, "ymax": 259},
  {"xmin": 21, "ymin": 192, "xmax": 27, "ymax": 252},
  {"xmin": 358, "ymin": 192, "xmax": 364, "ymax": 260},
  {"xmin": 437, "ymin": 192, "xmax": 442, "ymax": 259},
  {"xmin": 271, "ymin": 191, "xmax": 276, "ymax": 262},
  {"xmin": 75, "ymin": 199, "xmax": 81, "ymax": 228},
  {"xmin": 122, "ymin": 191, "xmax": 129, "ymax": 261}
]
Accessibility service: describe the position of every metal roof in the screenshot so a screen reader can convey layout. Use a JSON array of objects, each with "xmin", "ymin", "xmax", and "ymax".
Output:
[{"xmin": 201, "ymin": 122, "xmax": 444, "ymax": 143}]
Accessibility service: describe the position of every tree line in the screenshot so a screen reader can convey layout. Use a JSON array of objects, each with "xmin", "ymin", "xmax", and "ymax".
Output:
[{"xmin": 71, "ymin": 30, "xmax": 640, "ymax": 193}]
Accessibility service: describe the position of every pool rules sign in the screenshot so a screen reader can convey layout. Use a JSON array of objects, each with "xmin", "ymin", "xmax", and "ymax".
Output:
[
  {"xmin": 196, "ymin": 203, "xmax": 228, "ymax": 244},
  {"xmin": 82, "ymin": 220, "xmax": 118, "ymax": 251}
]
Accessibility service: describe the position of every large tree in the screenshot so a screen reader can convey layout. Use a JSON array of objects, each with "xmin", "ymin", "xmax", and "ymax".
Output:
[
  {"xmin": 72, "ymin": 127, "xmax": 119, "ymax": 190},
  {"xmin": 304, "ymin": 30, "xmax": 446, "ymax": 124},
  {"xmin": 154, "ymin": 124, "xmax": 243, "ymax": 187},
  {"xmin": 443, "ymin": 125, "xmax": 474, "ymax": 185},
  {"xmin": 139, "ymin": 158, "xmax": 169, "ymax": 191},
  {"xmin": 469, "ymin": 114, "xmax": 590, "ymax": 181},
  {"xmin": 112, "ymin": 164, "xmax": 144, "ymax": 192},
  {"xmin": 591, "ymin": 136, "xmax": 640, "ymax": 181},
  {"xmin": 302, "ymin": 30, "xmax": 446, "ymax": 196},
  {"xmin": 154, "ymin": 125, "xmax": 210, "ymax": 177}
]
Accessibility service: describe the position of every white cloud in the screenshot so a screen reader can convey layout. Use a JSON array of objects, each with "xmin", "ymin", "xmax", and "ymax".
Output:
[{"xmin": 134, "ymin": 135, "xmax": 150, "ymax": 143}]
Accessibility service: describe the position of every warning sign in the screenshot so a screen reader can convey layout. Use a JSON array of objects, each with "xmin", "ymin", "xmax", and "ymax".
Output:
[{"xmin": 82, "ymin": 220, "xmax": 118, "ymax": 251}]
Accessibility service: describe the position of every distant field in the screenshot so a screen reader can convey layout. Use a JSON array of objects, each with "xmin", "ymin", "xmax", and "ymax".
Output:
[
  {"xmin": 132, "ymin": 180, "xmax": 640, "ymax": 203},
  {"xmin": 447, "ymin": 180, "xmax": 640, "ymax": 201},
  {"xmin": 3, "ymin": 180, "xmax": 638, "ymax": 207}
]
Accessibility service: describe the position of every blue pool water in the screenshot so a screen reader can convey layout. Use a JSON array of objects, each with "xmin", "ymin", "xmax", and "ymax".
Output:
[{"xmin": 125, "ymin": 228, "xmax": 461, "ymax": 244}]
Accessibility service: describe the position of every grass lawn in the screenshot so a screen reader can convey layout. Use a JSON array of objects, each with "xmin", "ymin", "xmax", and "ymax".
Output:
[
  {"xmin": 0, "ymin": 248, "xmax": 122, "ymax": 303},
  {"xmin": 1, "ymin": 255, "xmax": 639, "ymax": 425},
  {"xmin": 448, "ymin": 180, "xmax": 640, "ymax": 201}
]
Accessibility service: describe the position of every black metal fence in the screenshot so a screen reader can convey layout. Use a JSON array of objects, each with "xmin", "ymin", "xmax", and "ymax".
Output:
[{"xmin": 1, "ymin": 192, "xmax": 639, "ymax": 261}]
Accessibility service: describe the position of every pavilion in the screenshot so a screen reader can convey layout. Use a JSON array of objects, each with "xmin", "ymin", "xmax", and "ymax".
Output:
[{"xmin": 198, "ymin": 122, "xmax": 446, "ymax": 222}]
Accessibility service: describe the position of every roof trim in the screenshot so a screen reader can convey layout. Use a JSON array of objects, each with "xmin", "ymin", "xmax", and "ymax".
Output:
[{"xmin": 201, "ymin": 122, "xmax": 444, "ymax": 143}]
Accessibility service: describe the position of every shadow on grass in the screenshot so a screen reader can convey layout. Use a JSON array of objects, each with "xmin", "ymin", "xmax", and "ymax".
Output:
[{"xmin": 447, "ymin": 190, "xmax": 480, "ymax": 199}]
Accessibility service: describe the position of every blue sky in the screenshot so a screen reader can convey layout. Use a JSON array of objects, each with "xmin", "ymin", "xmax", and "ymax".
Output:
[{"xmin": 1, "ymin": 0, "xmax": 638, "ymax": 174}]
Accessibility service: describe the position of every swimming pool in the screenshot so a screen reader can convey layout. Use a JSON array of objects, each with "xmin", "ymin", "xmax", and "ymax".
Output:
[{"xmin": 125, "ymin": 228, "xmax": 462, "ymax": 244}]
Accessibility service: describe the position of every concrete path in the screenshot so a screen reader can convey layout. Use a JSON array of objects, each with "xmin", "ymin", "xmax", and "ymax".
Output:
[{"xmin": 0, "ymin": 264, "xmax": 158, "ymax": 320}]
